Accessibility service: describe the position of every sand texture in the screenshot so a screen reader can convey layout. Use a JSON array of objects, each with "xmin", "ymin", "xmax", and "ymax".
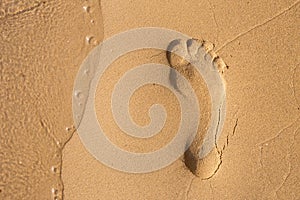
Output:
[{"xmin": 1, "ymin": 0, "xmax": 300, "ymax": 200}]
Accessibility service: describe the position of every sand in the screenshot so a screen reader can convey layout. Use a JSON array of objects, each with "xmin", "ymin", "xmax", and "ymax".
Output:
[{"xmin": 1, "ymin": 0, "xmax": 300, "ymax": 199}]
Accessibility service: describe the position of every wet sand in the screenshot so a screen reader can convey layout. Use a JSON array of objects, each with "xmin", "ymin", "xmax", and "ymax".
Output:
[
  {"xmin": 1, "ymin": 0, "xmax": 103, "ymax": 199},
  {"xmin": 1, "ymin": 0, "xmax": 300, "ymax": 199}
]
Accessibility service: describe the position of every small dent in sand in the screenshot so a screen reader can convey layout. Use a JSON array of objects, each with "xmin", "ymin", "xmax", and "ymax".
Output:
[
  {"xmin": 83, "ymin": 5, "xmax": 90, "ymax": 13},
  {"xmin": 85, "ymin": 35, "xmax": 98, "ymax": 45}
]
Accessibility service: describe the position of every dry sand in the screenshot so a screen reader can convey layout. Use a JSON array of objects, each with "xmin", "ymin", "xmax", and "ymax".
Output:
[{"xmin": 1, "ymin": 0, "xmax": 300, "ymax": 200}]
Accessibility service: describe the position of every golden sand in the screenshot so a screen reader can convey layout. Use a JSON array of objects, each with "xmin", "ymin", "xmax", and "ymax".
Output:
[{"xmin": 1, "ymin": 0, "xmax": 299, "ymax": 199}]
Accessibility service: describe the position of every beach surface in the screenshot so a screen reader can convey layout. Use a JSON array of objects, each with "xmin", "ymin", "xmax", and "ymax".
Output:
[{"xmin": 1, "ymin": 0, "xmax": 299, "ymax": 199}]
